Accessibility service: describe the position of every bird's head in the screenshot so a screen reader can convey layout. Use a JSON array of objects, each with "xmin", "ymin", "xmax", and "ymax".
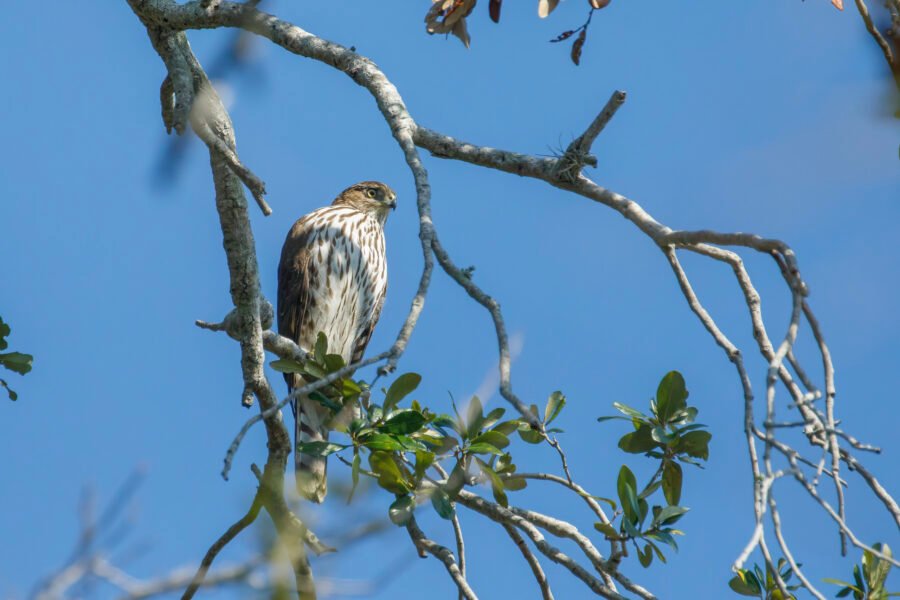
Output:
[{"xmin": 333, "ymin": 181, "xmax": 397, "ymax": 222}]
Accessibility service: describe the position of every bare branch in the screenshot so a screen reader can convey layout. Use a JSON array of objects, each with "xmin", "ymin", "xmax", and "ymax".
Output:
[{"xmin": 406, "ymin": 517, "xmax": 477, "ymax": 600}]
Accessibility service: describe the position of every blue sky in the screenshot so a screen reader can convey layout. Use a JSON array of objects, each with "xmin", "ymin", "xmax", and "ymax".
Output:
[{"xmin": 1, "ymin": 1, "xmax": 898, "ymax": 598}]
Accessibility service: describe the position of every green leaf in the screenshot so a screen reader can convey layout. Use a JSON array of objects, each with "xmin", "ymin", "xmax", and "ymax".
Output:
[
  {"xmin": 638, "ymin": 543, "xmax": 653, "ymax": 568},
  {"xmin": 466, "ymin": 396, "xmax": 485, "ymax": 438},
  {"xmin": 430, "ymin": 487, "xmax": 454, "ymax": 519},
  {"xmin": 270, "ymin": 359, "xmax": 306, "ymax": 374},
  {"xmin": 0, "ymin": 318, "xmax": 9, "ymax": 349},
  {"xmin": 482, "ymin": 407, "xmax": 506, "ymax": 430},
  {"xmin": 324, "ymin": 353, "xmax": 345, "ymax": 373},
  {"xmin": 470, "ymin": 430, "xmax": 510, "ymax": 450},
  {"xmin": 380, "ymin": 410, "xmax": 428, "ymax": 435},
  {"xmin": 662, "ymin": 460, "xmax": 683, "ymax": 506},
  {"xmin": 617, "ymin": 465, "xmax": 640, "ymax": 525},
  {"xmin": 517, "ymin": 422, "xmax": 544, "ymax": 444},
  {"xmin": 676, "ymin": 430, "xmax": 712, "ymax": 460},
  {"xmin": 389, "ymin": 495, "xmax": 415, "ymax": 526},
  {"xmin": 348, "ymin": 452, "xmax": 361, "ymax": 504},
  {"xmin": 433, "ymin": 414, "xmax": 464, "ymax": 436},
  {"xmin": 652, "ymin": 505, "xmax": 689, "ymax": 527},
  {"xmin": 612, "ymin": 402, "xmax": 648, "ymax": 422},
  {"xmin": 0, "ymin": 352, "xmax": 32, "ymax": 375},
  {"xmin": 656, "ymin": 371, "xmax": 688, "ymax": 424},
  {"xmin": 495, "ymin": 452, "xmax": 514, "ymax": 473},
  {"xmin": 342, "ymin": 378, "xmax": 362, "ymax": 398},
  {"xmin": 504, "ymin": 476, "xmax": 527, "ymax": 491},
  {"xmin": 444, "ymin": 461, "xmax": 467, "ymax": 499},
  {"xmin": 309, "ymin": 390, "xmax": 341, "ymax": 412},
  {"xmin": 302, "ymin": 361, "xmax": 326, "ymax": 379},
  {"xmin": 414, "ymin": 449, "xmax": 435, "ymax": 482},
  {"xmin": 863, "ymin": 542, "xmax": 893, "ymax": 591},
  {"xmin": 491, "ymin": 419, "xmax": 519, "ymax": 436},
  {"xmin": 368, "ymin": 452, "xmax": 410, "ymax": 494},
  {"xmin": 651, "ymin": 425, "xmax": 676, "ymax": 444},
  {"xmin": 467, "ymin": 442, "xmax": 504, "ymax": 456},
  {"xmin": 729, "ymin": 570, "xmax": 763, "ymax": 596},
  {"xmin": 314, "ymin": 332, "xmax": 327, "ymax": 364},
  {"xmin": 0, "ymin": 378, "xmax": 17, "ymax": 401},
  {"xmin": 383, "ymin": 373, "xmax": 422, "ymax": 412},
  {"xmin": 544, "ymin": 391, "xmax": 566, "ymax": 424},
  {"xmin": 296, "ymin": 441, "xmax": 348, "ymax": 456},
  {"xmin": 594, "ymin": 522, "xmax": 619, "ymax": 539},
  {"xmin": 361, "ymin": 433, "xmax": 404, "ymax": 452},
  {"xmin": 618, "ymin": 424, "xmax": 656, "ymax": 454},
  {"xmin": 475, "ymin": 457, "xmax": 508, "ymax": 507}
]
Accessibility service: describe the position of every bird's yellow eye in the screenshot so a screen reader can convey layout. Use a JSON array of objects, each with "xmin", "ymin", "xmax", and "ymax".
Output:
[{"xmin": 365, "ymin": 188, "xmax": 377, "ymax": 199}]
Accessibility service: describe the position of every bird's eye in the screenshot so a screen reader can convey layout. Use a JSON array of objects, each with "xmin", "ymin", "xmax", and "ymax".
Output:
[{"xmin": 365, "ymin": 188, "xmax": 377, "ymax": 199}]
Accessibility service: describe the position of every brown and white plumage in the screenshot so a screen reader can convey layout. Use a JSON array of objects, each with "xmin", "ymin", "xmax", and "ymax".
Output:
[{"xmin": 277, "ymin": 181, "xmax": 395, "ymax": 503}]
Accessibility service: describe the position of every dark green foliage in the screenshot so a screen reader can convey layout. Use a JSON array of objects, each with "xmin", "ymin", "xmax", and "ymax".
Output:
[
  {"xmin": 597, "ymin": 371, "xmax": 710, "ymax": 568},
  {"xmin": 0, "ymin": 316, "xmax": 33, "ymax": 401}
]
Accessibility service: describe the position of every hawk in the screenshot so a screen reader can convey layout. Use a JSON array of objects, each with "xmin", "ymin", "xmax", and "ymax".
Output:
[{"xmin": 277, "ymin": 181, "xmax": 396, "ymax": 503}]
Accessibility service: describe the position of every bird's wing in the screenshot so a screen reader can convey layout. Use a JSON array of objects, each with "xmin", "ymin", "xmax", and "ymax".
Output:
[{"xmin": 277, "ymin": 215, "xmax": 316, "ymax": 392}]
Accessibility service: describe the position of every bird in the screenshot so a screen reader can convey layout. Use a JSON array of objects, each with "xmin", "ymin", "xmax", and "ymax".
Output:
[{"xmin": 277, "ymin": 181, "xmax": 396, "ymax": 503}]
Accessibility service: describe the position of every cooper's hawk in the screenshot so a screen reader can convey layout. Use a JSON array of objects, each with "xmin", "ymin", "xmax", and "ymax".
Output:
[{"xmin": 277, "ymin": 181, "xmax": 395, "ymax": 502}]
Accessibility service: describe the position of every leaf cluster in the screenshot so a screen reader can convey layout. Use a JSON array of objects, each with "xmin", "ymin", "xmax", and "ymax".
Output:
[
  {"xmin": 823, "ymin": 543, "xmax": 899, "ymax": 600},
  {"xmin": 595, "ymin": 371, "xmax": 711, "ymax": 568},
  {"xmin": 0, "ymin": 316, "xmax": 33, "ymax": 401},
  {"xmin": 729, "ymin": 558, "xmax": 802, "ymax": 599}
]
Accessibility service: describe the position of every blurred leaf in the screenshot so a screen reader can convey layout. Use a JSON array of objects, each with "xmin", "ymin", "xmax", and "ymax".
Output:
[
  {"xmin": 431, "ymin": 487, "xmax": 455, "ymax": 519},
  {"xmin": 662, "ymin": 461, "xmax": 683, "ymax": 506},
  {"xmin": 638, "ymin": 480, "xmax": 662, "ymax": 500},
  {"xmin": 383, "ymin": 373, "xmax": 421, "ymax": 412},
  {"xmin": 470, "ymin": 430, "xmax": 510, "ymax": 450},
  {"xmin": 544, "ymin": 391, "xmax": 566, "ymax": 424},
  {"xmin": 482, "ymin": 407, "xmax": 506, "ymax": 430},
  {"xmin": 729, "ymin": 570, "xmax": 763, "ymax": 596},
  {"xmin": 489, "ymin": 0, "xmax": 502, "ymax": 23},
  {"xmin": 361, "ymin": 433, "xmax": 404, "ymax": 452},
  {"xmin": 369, "ymin": 451, "xmax": 410, "ymax": 494},
  {"xmin": 444, "ymin": 460, "xmax": 467, "ymax": 499},
  {"xmin": 863, "ymin": 542, "xmax": 892, "ymax": 591},
  {"xmin": 504, "ymin": 476, "xmax": 527, "ymax": 491},
  {"xmin": 612, "ymin": 402, "xmax": 647, "ymax": 421},
  {"xmin": 389, "ymin": 495, "xmax": 415, "ymax": 526},
  {"xmin": 342, "ymin": 378, "xmax": 362, "ymax": 398},
  {"xmin": 492, "ymin": 419, "xmax": 520, "ymax": 435},
  {"xmin": 309, "ymin": 390, "xmax": 341, "ymax": 412},
  {"xmin": 638, "ymin": 543, "xmax": 653, "ymax": 568},
  {"xmin": 270, "ymin": 358, "xmax": 305, "ymax": 374},
  {"xmin": 619, "ymin": 424, "xmax": 656, "ymax": 454},
  {"xmin": 0, "ymin": 378, "xmax": 17, "ymax": 401},
  {"xmin": 571, "ymin": 29, "xmax": 586, "ymax": 66},
  {"xmin": 676, "ymin": 430, "xmax": 712, "ymax": 460},
  {"xmin": 475, "ymin": 457, "xmax": 508, "ymax": 507},
  {"xmin": 296, "ymin": 441, "xmax": 347, "ymax": 456},
  {"xmin": 348, "ymin": 452, "xmax": 361, "ymax": 503},
  {"xmin": 381, "ymin": 410, "xmax": 427, "ymax": 435},
  {"xmin": 617, "ymin": 465, "xmax": 640, "ymax": 525},
  {"xmin": 324, "ymin": 353, "xmax": 345, "ymax": 373},
  {"xmin": 468, "ymin": 442, "xmax": 504, "ymax": 456},
  {"xmin": 466, "ymin": 396, "xmax": 485, "ymax": 438},
  {"xmin": 656, "ymin": 371, "xmax": 688, "ymax": 424},
  {"xmin": 652, "ymin": 505, "xmax": 689, "ymax": 527},
  {"xmin": 414, "ymin": 449, "xmax": 435, "ymax": 482},
  {"xmin": 0, "ymin": 352, "xmax": 32, "ymax": 375},
  {"xmin": 314, "ymin": 332, "xmax": 327, "ymax": 364},
  {"xmin": 594, "ymin": 522, "xmax": 619, "ymax": 538}
]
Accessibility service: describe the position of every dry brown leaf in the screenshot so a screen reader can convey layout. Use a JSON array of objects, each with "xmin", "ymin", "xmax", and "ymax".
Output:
[
  {"xmin": 538, "ymin": 0, "xmax": 560, "ymax": 19},
  {"xmin": 590, "ymin": 0, "xmax": 611, "ymax": 8},
  {"xmin": 425, "ymin": 0, "xmax": 476, "ymax": 46},
  {"xmin": 571, "ymin": 29, "xmax": 586, "ymax": 65},
  {"xmin": 831, "ymin": 0, "xmax": 843, "ymax": 9},
  {"xmin": 489, "ymin": 0, "xmax": 502, "ymax": 23}
]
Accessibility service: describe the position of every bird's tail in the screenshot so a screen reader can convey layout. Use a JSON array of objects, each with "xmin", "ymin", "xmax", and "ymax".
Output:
[{"xmin": 292, "ymin": 391, "xmax": 329, "ymax": 503}]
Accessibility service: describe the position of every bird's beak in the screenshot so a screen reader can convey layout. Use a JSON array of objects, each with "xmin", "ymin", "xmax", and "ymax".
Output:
[{"xmin": 387, "ymin": 195, "xmax": 397, "ymax": 210}]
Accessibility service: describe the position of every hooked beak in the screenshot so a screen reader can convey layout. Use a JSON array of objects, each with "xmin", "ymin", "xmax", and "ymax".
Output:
[{"xmin": 387, "ymin": 195, "xmax": 397, "ymax": 210}]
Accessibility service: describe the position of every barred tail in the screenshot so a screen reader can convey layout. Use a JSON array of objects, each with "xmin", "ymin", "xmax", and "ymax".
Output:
[{"xmin": 293, "ymin": 394, "xmax": 328, "ymax": 503}]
